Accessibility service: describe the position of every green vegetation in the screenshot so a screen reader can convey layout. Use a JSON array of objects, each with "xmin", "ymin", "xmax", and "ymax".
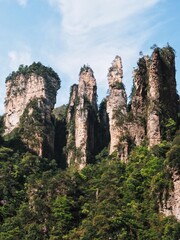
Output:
[
  {"xmin": 79, "ymin": 64, "xmax": 94, "ymax": 77},
  {"xmin": 0, "ymin": 127, "xmax": 180, "ymax": 239},
  {"xmin": 6, "ymin": 62, "xmax": 60, "ymax": 84},
  {"xmin": 0, "ymin": 44, "xmax": 180, "ymax": 239},
  {"xmin": 5, "ymin": 62, "xmax": 60, "ymax": 98},
  {"xmin": 112, "ymin": 81, "xmax": 125, "ymax": 90}
]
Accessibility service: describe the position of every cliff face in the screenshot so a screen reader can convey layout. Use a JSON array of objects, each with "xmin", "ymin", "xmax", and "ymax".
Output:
[
  {"xmin": 66, "ymin": 66, "xmax": 97, "ymax": 169},
  {"xmin": 106, "ymin": 47, "xmax": 178, "ymax": 161},
  {"xmin": 146, "ymin": 47, "xmax": 178, "ymax": 146},
  {"xmin": 160, "ymin": 171, "xmax": 180, "ymax": 221},
  {"xmin": 66, "ymin": 84, "xmax": 78, "ymax": 165},
  {"xmin": 147, "ymin": 50, "xmax": 162, "ymax": 146},
  {"xmin": 104, "ymin": 47, "xmax": 179, "ymax": 221},
  {"xmin": 106, "ymin": 56, "xmax": 127, "ymax": 155},
  {"xmin": 4, "ymin": 63, "xmax": 60, "ymax": 157}
]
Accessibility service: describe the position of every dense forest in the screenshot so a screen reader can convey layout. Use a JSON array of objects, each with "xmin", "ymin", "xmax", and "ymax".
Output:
[
  {"xmin": 0, "ymin": 119, "xmax": 180, "ymax": 239},
  {"xmin": 1, "ymin": 47, "xmax": 180, "ymax": 239}
]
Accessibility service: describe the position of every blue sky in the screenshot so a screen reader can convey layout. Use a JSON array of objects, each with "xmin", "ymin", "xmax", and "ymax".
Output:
[{"xmin": 0, "ymin": 0, "xmax": 180, "ymax": 113}]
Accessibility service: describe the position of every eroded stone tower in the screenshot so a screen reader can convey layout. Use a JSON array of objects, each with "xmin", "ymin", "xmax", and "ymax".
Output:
[
  {"xmin": 4, "ymin": 62, "xmax": 60, "ymax": 157},
  {"xmin": 66, "ymin": 65, "xmax": 98, "ymax": 169}
]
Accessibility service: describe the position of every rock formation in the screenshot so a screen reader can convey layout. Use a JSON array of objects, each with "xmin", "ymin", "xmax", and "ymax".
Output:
[
  {"xmin": 160, "ymin": 171, "xmax": 180, "ymax": 221},
  {"xmin": 2, "ymin": 45, "xmax": 179, "ymax": 223},
  {"xmin": 66, "ymin": 65, "xmax": 98, "ymax": 169},
  {"xmin": 66, "ymin": 84, "xmax": 78, "ymax": 165},
  {"xmin": 98, "ymin": 98, "xmax": 110, "ymax": 152},
  {"xmin": 4, "ymin": 62, "xmax": 60, "ymax": 157},
  {"xmin": 106, "ymin": 46, "xmax": 178, "ymax": 161},
  {"xmin": 147, "ymin": 50, "xmax": 161, "ymax": 146},
  {"xmin": 106, "ymin": 56, "xmax": 127, "ymax": 156}
]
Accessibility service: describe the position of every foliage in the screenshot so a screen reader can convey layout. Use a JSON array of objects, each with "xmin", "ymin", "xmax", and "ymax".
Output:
[
  {"xmin": 6, "ymin": 62, "xmax": 60, "ymax": 84},
  {"xmin": 53, "ymin": 104, "xmax": 67, "ymax": 121},
  {"xmin": 79, "ymin": 64, "xmax": 94, "ymax": 77},
  {"xmin": 112, "ymin": 81, "xmax": 125, "ymax": 90},
  {"xmin": 0, "ymin": 134, "xmax": 180, "ymax": 239}
]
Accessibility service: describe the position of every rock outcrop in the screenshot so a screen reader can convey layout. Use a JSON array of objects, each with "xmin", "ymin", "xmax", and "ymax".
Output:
[
  {"xmin": 106, "ymin": 46, "xmax": 178, "ymax": 161},
  {"xmin": 98, "ymin": 98, "xmax": 110, "ymax": 152},
  {"xmin": 66, "ymin": 65, "xmax": 98, "ymax": 169},
  {"xmin": 106, "ymin": 56, "xmax": 127, "ymax": 156},
  {"xmin": 66, "ymin": 84, "xmax": 78, "ymax": 165},
  {"xmin": 4, "ymin": 62, "xmax": 60, "ymax": 157},
  {"xmin": 160, "ymin": 171, "xmax": 180, "ymax": 221},
  {"xmin": 147, "ymin": 50, "xmax": 161, "ymax": 146}
]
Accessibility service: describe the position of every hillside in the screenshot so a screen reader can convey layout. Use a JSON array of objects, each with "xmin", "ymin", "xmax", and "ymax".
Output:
[{"xmin": 0, "ymin": 45, "xmax": 180, "ymax": 239}]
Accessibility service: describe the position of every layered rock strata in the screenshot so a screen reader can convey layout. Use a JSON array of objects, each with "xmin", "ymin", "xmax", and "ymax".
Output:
[{"xmin": 4, "ymin": 63, "xmax": 60, "ymax": 157}]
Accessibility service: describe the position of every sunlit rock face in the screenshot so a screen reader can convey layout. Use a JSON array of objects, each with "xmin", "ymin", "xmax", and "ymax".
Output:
[
  {"xmin": 66, "ymin": 66, "xmax": 98, "ymax": 169},
  {"xmin": 106, "ymin": 56, "xmax": 127, "ymax": 156},
  {"xmin": 106, "ymin": 46, "xmax": 178, "ymax": 162},
  {"xmin": 4, "ymin": 63, "xmax": 60, "ymax": 157}
]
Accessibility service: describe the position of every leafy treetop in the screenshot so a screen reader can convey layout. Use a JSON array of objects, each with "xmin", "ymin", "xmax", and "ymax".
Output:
[{"xmin": 6, "ymin": 62, "xmax": 60, "ymax": 84}]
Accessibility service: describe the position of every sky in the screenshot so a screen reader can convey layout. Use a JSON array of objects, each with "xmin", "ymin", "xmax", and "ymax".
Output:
[{"xmin": 0, "ymin": 0, "xmax": 180, "ymax": 113}]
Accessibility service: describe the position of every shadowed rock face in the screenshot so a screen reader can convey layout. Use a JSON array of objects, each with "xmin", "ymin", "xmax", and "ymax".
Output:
[
  {"xmin": 66, "ymin": 84, "xmax": 78, "ymax": 165},
  {"xmin": 4, "ymin": 63, "xmax": 60, "ymax": 157},
  {"xmin": 66, "ymin": 66, "xmax": 98, "ymax": 169},
  {"xmin": 159, "ymin": 171, "xmax": 180, "ymax": 221}
]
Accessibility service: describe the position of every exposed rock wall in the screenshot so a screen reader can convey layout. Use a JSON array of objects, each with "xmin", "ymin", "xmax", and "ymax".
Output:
[
  {"xmin": 66, "ymin": 84, "xmax": 78, "ymax": 165},
  {"xmin": 5, "ymin": 74, "xmax": 45, "ymax": 134},
  {"xmin": 146, "ymin": 47, "xmax": 178, "ymax": 145},
  {"xmin": 106, "ymin": 47, "xmax": 178, "ymax": 161},
  {"xmin": 4, "ymin": 63, "xmax": 60, "ymax": 157},
  {"xmin": 98, "ymin": 99, "xmax": 110, "ymax": 152},
  {"xmin": 160, "ymin": 171, "xmax": 180, "ymax": 221},
  {"xmin": 66, "ymin": 66, "xmax": 97, "ymax": 169},
  {"xmin": 147, "ymin": 50, "xmax": 161, "ymax": 146},
  {"xmin": 106, "ymin": 56, "xmax": 127, "ymax": 155}
]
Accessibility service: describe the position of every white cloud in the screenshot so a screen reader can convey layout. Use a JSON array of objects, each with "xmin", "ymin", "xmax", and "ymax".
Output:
[
  {"xmin": 16, "ymin": 0, "xmax": 27, "ymax": 7},
  {"xmin": 8, "ymin": 47, "xmax": 32, "ymax": 70},
  {"xmin": 50, "ymin": 0, "xmax": 160, "ymax": 35},
  {"xmin": 47, "ymin": 0, "xmax": 162, "ymax": 106}
]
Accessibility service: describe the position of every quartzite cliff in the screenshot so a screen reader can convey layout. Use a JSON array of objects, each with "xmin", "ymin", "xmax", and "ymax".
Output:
[
  {"xmin": 106, "ymin": 46, "xmax": 178, "ymax": 162},
  {"xmin": 3, "ymin": 47, "xmax": 179, "ymax": 166},
  {"xmin": 66, "ymin": 65, "xmax": 98, "ymax": 169},
  {"xmin": 2, "ymin": 45, "xmax": 180, "ymax": 221},
  {"xmin": 4, "ymin": 62, "xmax": 60, "ymax": 157}
]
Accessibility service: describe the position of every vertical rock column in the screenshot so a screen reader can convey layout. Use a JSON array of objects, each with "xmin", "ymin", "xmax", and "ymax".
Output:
[
  {"xmin": 66, "ymin": 66, "xmax": 97, "ymax": 169},
  {"xmin": 130, "ymin": 56, "xmax": 149, "ymax": 145},
  {"xmin": 106, "ymin": 56, "xmax": 127, "ymax": 155},
  {"xmin": 75, "ymin": 67, "xmax": 97, "ymax": 169},
  {"xmin": 4, "ymin": 63, "xmax": 60, "ymax": 157},
  {"xmin": 147, "ymin": 50, "xmax": 161, "ymax": 147},
  {"xmin": 66, "ymin": 84, "xmax": 78, "ymax": 165}
]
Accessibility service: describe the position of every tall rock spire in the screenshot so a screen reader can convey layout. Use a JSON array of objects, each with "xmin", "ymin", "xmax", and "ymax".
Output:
[
  {"xmin": 106, "ymin": 56, "xmax": 127, "ymax": 155},
  {"xmin": 66, "ymin": 65, "xmax": 98, "ymax": 169},
  {"xmin": 105, "ymin": 46, "xmax": 178, "ymax": 161},
  {"xmin": 4, "ymin": 62, "xmax": 60, "ymax": 157},
  {"xmin": 147, "ymin": 46, "xmax": 178, "ymax": 146},
  {"xmin": 147, "ymin": 49, "xmax": 161, "ymax": 146}
]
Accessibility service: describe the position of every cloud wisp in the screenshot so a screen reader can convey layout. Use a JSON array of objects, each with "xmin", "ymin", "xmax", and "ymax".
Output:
[
  {"xmin": 48, "ymin": 0, "xmax": 162, "ymax": 105},
  {"xmin": 8, "ymin": 47, "xmax": 32, "ymax": 71},
  {"xmin": 16, "ymin": 0, "xmax": 27, "ymax": 7}
]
